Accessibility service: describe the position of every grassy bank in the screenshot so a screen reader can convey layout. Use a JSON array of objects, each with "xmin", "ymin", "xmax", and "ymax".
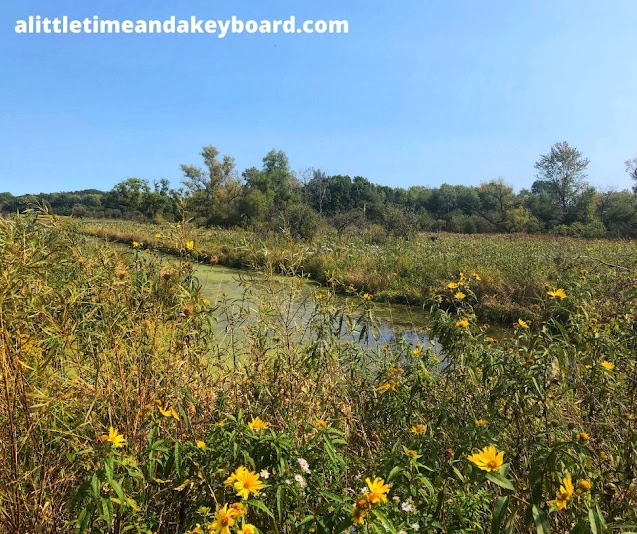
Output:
[{"xmin": 78, "ymin": 218, "xmax": 636, "ymax": 326}]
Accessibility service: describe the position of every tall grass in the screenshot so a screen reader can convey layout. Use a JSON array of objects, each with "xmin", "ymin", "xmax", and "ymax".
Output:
[
  {"xmin": 1, "ymin": 215, "xmax": 635, "ymax": 533},
  {"xmin": 78, "ymin": 218, "xmax": 636, "ymax": 325}
]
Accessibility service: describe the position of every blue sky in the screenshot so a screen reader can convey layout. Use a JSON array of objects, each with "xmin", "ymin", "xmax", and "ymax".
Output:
[{"xmin": 1, "ymin": 0, "xmax": 636, "ymax": 195}]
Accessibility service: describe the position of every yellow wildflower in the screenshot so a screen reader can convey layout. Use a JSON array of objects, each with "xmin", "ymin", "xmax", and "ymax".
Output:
[
  {"xmin": 455, "ymin": 319, "xmax": 469, "ymax": 328},
  {"xmin": 196, "ymin": 440, "xmax": 206, "ymax": 449},
  {"xmin": 577, "ymin": 479, "xmax": 592, "ymax": 492},
  {"xmin": 576, "ymin": 432, "xmax": 589, "ymax": 442},
  {"xmin": 377, "ymin": 381, "xmax": 397, "ymax": 393},
  {"xmin": 158, "ymin": 405, "xmax": 180, "ymax": 421},
  {"xmin": 516, "ymin": 318, "xmax": 529, "ymax": 329},
  {"xmin": 547, "ymin": 288, "xmax": 567, "ymax": 300},
  {"xmin": 228, "ymin": 502, "xmax": 247, "ymax": 518},
  {"xmin": 411, "ymin": 423, "xmax": 427, "ymax": 435},
  {"xmin": 224, "ymin": 467, "xmax": 264, "ymax": 500},
  {"xmin": 472, "ymin": 272, "xmax": 481, "ymax": 281},
  {"xmin": 209, "ymin": 504, "xmax": 235, "ymax": 534},
  {"xmin": 100, "ymin": 426, "xmax": 126, "ymax": 448},
  {"xmin": 154, "ymin": 233, "xmax": 163, "ymax": 238},
  {"xmin": 548, "ymin": 476, "xmax": 574, "ymax": 510},
  {"xmin": 131, "ymin": 241, "xmax": 142, "ymax": 248},
  {"xmin": 352, "ymin": 495, "xmax": 371, "ymax": 525},
  {"xmin": 405, "ymin": 449, "xmax": 419, "ymax": 459},
  {"xmin": 468, "ymin": 445, "xmax": 504, "ymax": 472},
  {"xmin": 315, "ymin": 419, "xmax": 327, "ymax": 429},
  {"xmin": 362, "ymin": 293, "xmax": 373, "ymax": 300},
  {"xmin": 454, "ymin": 291, "xmax": 466, "ymax": 300},
  {"xmin": 365, "ymin": 477, "xmax": 390, "ymax": 505},
  {"xmin": 185, "ymin": 240, "xmax": 194, "ymax": 250},
  {"xmin": 447, "ymin": 281, "xmax": 460, "ymax": 289},
  {"xmin": 411, "ymin": 346, "xmax": 422, "ymax": 356},
  {"xmin": 247, "ymin": 417, "xmax": 270, "ymax": 431},
  {"xmin": 186, "ymin": 524, "xmax": 203, "ymax": 534},
  {"xmin": 475, "ymin": 419, "xmax": 488, "ymax": 427},
  {"xmin": 601, "ymin": 360, "xmax": 615, "ymax": 371},
  {"xmin": 238, "ymin": 525, "xmax": 257, "ymax": 534}
]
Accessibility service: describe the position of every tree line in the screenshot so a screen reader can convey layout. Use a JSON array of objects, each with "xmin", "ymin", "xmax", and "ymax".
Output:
[{"xmin": 3, "ymin": 141, "xmax": 637, "ymax": 238}]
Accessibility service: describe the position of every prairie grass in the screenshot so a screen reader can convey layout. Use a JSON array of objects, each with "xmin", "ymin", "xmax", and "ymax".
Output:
[
  {"xmin": 78, "ymin": 218, "xmax": 636, "ymax": 325},
  {"xmin": 1, "ymin": 215, "xmax": 635, "ymax": 533}
]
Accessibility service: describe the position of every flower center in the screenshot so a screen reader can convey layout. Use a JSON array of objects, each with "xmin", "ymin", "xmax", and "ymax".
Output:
[{"xmin": 487, "ymin": 459, "xmax": 498, "ymax": 469}]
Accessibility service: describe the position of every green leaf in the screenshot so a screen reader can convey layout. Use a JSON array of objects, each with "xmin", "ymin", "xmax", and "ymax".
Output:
[
  {"xmin": 504, "ymin": 505, "xmax": 517, "ymax": 534},
  {"xmin": 532, "ymin": 504, "xmax": 551, "ymax": 534},
  {"xmin": 570, "ymin": 519, "xmax": 589, "ymax": 534},
  {"xmin": 103, "ymin": 457, "xmax": 114, "ymax": 482},
  {"xmin": 276, "ymin": 485, "xmax": 283, "ymax": 521},
  {"xmin": 298, "ymin": 515, "xmax": 315, "ymax": 527},
  {"xmin": 588, "ymin": 507, "xmax": 601, "ymax": 534},
  {"xmin": 371, "ymin": 509, "xmax": 396, "ymax": 534},
  {"xmin": 174, "ymin": 441, "xmax": 182, "ymax": 478},
  {"xmin": 486, "ymin": 472, "xmax": 516, "ymax": 491},
  {"xmin": 386, "ymin": 465, "xmax": 402, "ymax": 482},
  {"xmin": 246, "ymin": 499, "xmax": 275, "ymax": 520},
  {"xmin": 595, "ymin": 504, "xmax": 607, "ymax": 528},
  {"xmin": 108, "ymin": 478, "xmax": 127, "ymax": 505},
  {"xmin": 491, "ymin": 496, "xmax": 509, "ymax": 534},
  {"xmin": 452, "ymin": 465, "xmax": 465, "ymax": 482}
]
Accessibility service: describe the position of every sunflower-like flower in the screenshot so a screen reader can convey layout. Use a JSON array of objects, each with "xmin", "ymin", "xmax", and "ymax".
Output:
[
  {"xmin": 225, "ymin": 467, "xmax": 265, "ymax": 500},
  {"xmin": 455, "ymin": 319, "xmax": 469, "ymax": 328},
  {"xmin": 228, "ymin": 502, "xmax": 246, "ymax": 518},
  {"xmin": 100, "ymin": 426, "xmax": 126, "ymax": 448},
  {"xmin": 352, "ymin": 495, "xmax": 372, "ymax": 525},
  {"xmin": 468, "ymin": 445, "xmax": 504, "ymax": 472},
  {"xmin": 548, "ymin": 476, "xmax": 574, "ymax": 510},
  {"xmin": 158, "ymin": 405, "xmax": 180, "ymax": 421},
  {"xmin": 577, "ymin": 479, "xmax": 592, "ymax": 492},
  {"xmin": 411, "ymin": 423, "xmax": 427, "ymax": 435},
  {"xmin": 247, "ymin": 417, "xmax": 270, "ymax": 431},
  {"xmin": 365, "ymin": 477, "xmax": 390, "ymax": 505},
  {"xmin": 209, "ymin": 504, "xmax": 235, "ymax": 534},
  {"xmin": 547, "ymin": 288, "xmax": 567, "ymax": 299}
]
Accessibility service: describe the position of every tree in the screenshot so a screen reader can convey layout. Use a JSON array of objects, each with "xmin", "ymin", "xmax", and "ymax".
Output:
[
  {"xmin": 532, "ymin": 141, "xmax": 590, "ymax": 215},
  {"xmin": 474, "ymin": 178, "xmax": 519, "ymax": 232},
  {"xmin": 108, "ymin": 178, "xmax": 150, "ymax": 217},
  {"xmin": 302, "ymin": 168, "xmax": 329, "ymax": 215},
  {"xmin": 181, "ymin": 145, "xmax": 240, "ymax": 225},
  {"xmin": 625, "ymin": 156, "xmax": 637, "ymax": 193},
  {"xmin": 241, "ymin": 149, "xmax": 301, "ymax": 226}
]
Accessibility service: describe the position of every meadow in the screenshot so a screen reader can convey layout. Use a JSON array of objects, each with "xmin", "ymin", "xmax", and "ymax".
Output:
[{"xmin": 0, "ymin": 214, "xmax": 636, "ymax": 533}]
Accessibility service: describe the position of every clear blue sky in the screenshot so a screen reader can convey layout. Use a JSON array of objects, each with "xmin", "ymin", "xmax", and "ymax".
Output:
[{"xmin": 2, "ymin": 0, "xmax": 636, "ymax": 195}]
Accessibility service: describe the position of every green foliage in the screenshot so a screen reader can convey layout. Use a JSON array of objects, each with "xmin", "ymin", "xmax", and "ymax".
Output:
[{"xmin": 1, "ymin": 215, "xmax": 636, "ymax": 533}]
